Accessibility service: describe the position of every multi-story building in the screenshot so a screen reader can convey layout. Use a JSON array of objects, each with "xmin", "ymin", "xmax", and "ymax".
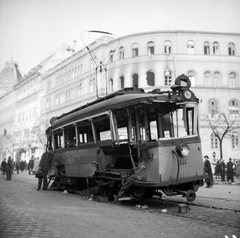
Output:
[
  {"xmin": 0, "ymin": 45, "xmax": 74, "ymax": 162},
  {"xmin": 1, "ymin": 30, "xmax": 240, "ymax": 166},
  {"xmin": 0, "ymin": 61, "xmax": 22, "ymax": 161}
]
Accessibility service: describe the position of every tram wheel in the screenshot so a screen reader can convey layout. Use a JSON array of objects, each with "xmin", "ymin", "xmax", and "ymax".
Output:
[{"xmin": 186, "ymin": 190, "xmax": 196, "ymax": 202}]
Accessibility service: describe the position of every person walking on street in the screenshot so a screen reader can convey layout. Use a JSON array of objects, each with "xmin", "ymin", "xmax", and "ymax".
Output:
[
  {"xmin": 220, "ymin": 158, "xmax": 226, "ymax": 182},
  {"xmin": 37, "ymin": 148, "xmax": 53, "ymax": 191},
  {"xmin": 214, "ymin": 160, "xmax": 220, "ymax": 179},
  {"xmin": 227, "ymin": 158, "xmax": 234, "ymax": 183},
  {"xmin": 5, "ymin": 156, "xmax": 13, "ymax": 180},
  {"xmin": 204, "ymin": 155, "xmax": 213, "ymax": 188},
  {"xmin": 28, "ymin": 156, "xmax": 34, "ymax": 175},
  {"xmin": 33, "ymin": 157, "xmax": 40, "ymax": 175},
  {"xmin": 1, "ymin": 158, "xmax": 7, "ymax": 175},
  {"xmin": 15, "ymin": 159, "xmax": 20, "ymax": 174}
]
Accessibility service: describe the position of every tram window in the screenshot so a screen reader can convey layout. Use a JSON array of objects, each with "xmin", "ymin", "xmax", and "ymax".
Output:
[
  {"xmin": 115, "ymin": 110, "xmax": 128, "ymax": 141},
  {"xmin": 64, "ymin": 125, "xmax": 76, "ymax": 148},
  {"xmin": 93, "ymin": 115, "xmax": 111, "ymax": 141},
  {"xmin": 186, "ymin": 107, "xmax": 194, "ymax": 135},
  {"xmin": 77, "ymin": 120, "xmax": 94, "ymax": 144},
  {"xmin": 54, "ymin": 130, "xmax": 64, "ymax": 149},
  {"xmin": 148, "ymin": 110, "xmax": 159, "ymax": 141},
  {"xmin": 162, "ymin": 114, "xmax": 172, "ymax": 138},
  {"xmin": 172, "ymin": 105, "xmax": 197, "ymax": 137},
  {"xmin": 138, "ymin": 109, "xmax": 147, "ymax": 141}
]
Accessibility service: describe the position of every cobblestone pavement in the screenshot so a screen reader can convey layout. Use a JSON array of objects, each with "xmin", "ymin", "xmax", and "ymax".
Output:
[{"xmin": 0, "ymin": 172, "xmax": 239, "ymax": 238}]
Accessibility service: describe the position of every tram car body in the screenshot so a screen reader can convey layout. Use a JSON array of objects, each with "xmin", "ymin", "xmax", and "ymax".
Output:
[{"xmin": 46, "ymin": 74, "xmax": 204, "ymax": 202}]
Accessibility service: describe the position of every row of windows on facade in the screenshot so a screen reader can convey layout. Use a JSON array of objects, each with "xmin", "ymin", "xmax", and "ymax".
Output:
[
  {"xmin": 17, "ymin": 107, "xmax": 38, "ymax": 124},
  {"xmin": 48, "ymin": 70, "xmax": 238, "ymax": 108},
  {"xmin": 48, "ymin": 41, "xmax": 236, "ymax": 91},
  {"xmin": 48, "ymin": 69, "xmax": 238, "ymax": 95},
  {"xmin": 209, "ymin": 99, "xmax": 239, "ymax": 120},
  {"xmin": 17, "ymin": 83, "xmax": 39, "ymax": 101},
  {"xmin": 14, "ymin": 133, "xmax": 38, "ymax": 144},
  {"xmin": 211, "ymin": 133, "xmax": 239, "ymax": 149},
  {"xmin": 118, "ymin": 41, "xmax": 236, "ymax": 58}
]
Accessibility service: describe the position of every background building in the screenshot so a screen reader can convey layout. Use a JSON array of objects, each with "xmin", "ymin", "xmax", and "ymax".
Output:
[{"xmin": 1, "ymin": 30, "xmax": 240, "ymax": 166}]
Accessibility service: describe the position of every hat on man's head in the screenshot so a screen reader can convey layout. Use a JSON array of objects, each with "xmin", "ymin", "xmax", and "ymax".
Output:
[{"xmin": 204, "ymin": 155, "xmax": 209, "ymax": 159}]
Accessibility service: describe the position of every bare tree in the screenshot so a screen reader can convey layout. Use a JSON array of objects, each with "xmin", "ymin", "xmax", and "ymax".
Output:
[{"xmin": 201, "ymin": 112, "xmax": 240, "ymax": 159}]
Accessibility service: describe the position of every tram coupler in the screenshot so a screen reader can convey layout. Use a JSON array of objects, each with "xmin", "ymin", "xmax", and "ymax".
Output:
[{"xmin": 173, "ymin": 188, "xmax": 196, "ymax": 202}]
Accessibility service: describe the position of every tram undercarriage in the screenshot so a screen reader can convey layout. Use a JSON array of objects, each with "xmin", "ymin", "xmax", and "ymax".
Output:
[{"xmin": 48, "ymin": 164, "xmax": 203, "ymax": 203}]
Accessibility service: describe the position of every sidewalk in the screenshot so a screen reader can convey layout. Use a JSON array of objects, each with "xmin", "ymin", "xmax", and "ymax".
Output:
[{"xmin": 213, "ymin": 175, "xmax": 240, "ymax": 185}]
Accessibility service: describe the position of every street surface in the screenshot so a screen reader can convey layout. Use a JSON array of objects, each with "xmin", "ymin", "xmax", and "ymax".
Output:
[{"xmin": 0, "ymin": 172, "xmax": 239, "ymax": 238}]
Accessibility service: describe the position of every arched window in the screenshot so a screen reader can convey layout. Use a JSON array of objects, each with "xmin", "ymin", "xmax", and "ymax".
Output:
[
  {"xmin": 187, "ymin": 41, "xmax": 195, "ymax": 54},
  {"xmin": 164, "ymin": 70, "xmax": 172, "ymax": 86},
  {"xmin": 188, "ymin": 71, "xmax": 196, "ymax": 87},
  {"xmin": 204, "ymin": 41, "xmax": 210, "ymax": 55},
  {"xmin": 208, "ymin": 99, "xmax": 219, "ymax": 119},
  {"xmin": 204, "ymin": 71, "xmax": 211, "ymax": 86},
  {"xmin": 119, "ymin": 75, "xmax": 124, "ymax": 89},
  {"xmin": 146, "ymin": 71, "xmax": 155, "ymax": 86},
  {"xmin": 213, "ymin": 42, "xmax": 219, "ymax": 55},
  {"xmin": 80, "ymin": 84, "xmax": 83, "ymax": 96},
  {"xmin": 90, "ymin": 79, "xmax": 93, "ymax": 93},
  {"xmin": 228, "ymin": 42, "xmax": 235, "ymax": 56},
  {"xmin": 119, "ymin": 47, "xmax": 124, "ymax": 60},
  {"xmin": 147, "ymin": 41, "xmax": 154, "ymax": 56},
  {"xmin": 229, "ymin": 100, "xmax": 239, "ymax": 120},
  {"xmin": 229, "ymin": 72, "xmax": 237, "ymax": 88},
  {"xmin": 164, "ymin": 41, "xmax": 171, "ymax": 54},
  {"xmin": 132, "ymin": 74, "xmax": 138, "ymax": 87},
  {"xmin": 213, "ymin": 72, "xmax": 220, "ymax": 87},
  {"xmin": 93, "ymin": 78, "xmax": 96, "ymax": 92},
  {"xmin": 109, "ymin": 79, "xmax": 113, "ymax": 92},
  {"xmin": 80, "ymin": 64, "xmax": 83, "ymax": 75},
  {"xmin": 211, "ymin": 133, "xmax": 219, "ymax": 149},
  {"xmin": 77, "ymin": 85, "xmax": 81, "ymax": 97},
  {"xmin": 132, "ymin": 43, "xmax": 138, "ymax": 57}
]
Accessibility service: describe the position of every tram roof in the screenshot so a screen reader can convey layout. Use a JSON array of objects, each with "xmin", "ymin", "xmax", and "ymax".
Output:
[{"xmin": 50, "ymin": 87, "xmax": 174, "ymax": 129}]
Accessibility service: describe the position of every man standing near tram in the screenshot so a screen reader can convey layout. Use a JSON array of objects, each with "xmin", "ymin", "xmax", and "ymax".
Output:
[{"xmin": 36, "ymin": 148, "xmax": 53, "ymax": 191}]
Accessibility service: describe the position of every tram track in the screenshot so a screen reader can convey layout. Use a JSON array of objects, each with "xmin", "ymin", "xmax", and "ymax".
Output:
[{"xmin": 116, "ymin": 197, "xmax": 240, "ymax": 230}]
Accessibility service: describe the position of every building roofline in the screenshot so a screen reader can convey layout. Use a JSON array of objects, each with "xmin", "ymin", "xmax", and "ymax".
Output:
[{"xmin": 118, "ymin": 30, "xmax": 240, "ymax": 41}]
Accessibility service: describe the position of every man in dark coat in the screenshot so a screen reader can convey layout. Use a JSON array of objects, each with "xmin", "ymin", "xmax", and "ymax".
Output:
[
  {"xmin": 227, "ymin": 158, "xmax": 234, "ymax": 183},
  {"xmin": 37, "ymin": 148, "xmax": 53, "ymax": 190},
  {"xmin": 5, "ymin": 156, "xmax": 13, "ymax": 180},
  {"xmin": 219, "ymin": 158, "xmax": 226, "ymax": 182},
  {"xmin": 1, "ymin": 158, "xmax": 7, "ymax": 175},
  {"xmin": 204, "ymin": 155, "xmax": 213, "ymax": 188}
]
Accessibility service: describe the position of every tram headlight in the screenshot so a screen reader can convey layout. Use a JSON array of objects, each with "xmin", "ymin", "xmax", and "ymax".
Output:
[{"xmin": 176, "ymin": 144, "xmax": 190, "ymax": 157}]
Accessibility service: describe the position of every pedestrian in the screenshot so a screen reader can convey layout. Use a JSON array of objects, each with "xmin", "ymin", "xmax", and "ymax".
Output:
[
  {"xmin": 219, "ymin": 158, "xmax": 226, "ymax": 182},
  {"xmin": 204, "ymin": 155, "xmax": 213, "ymax": 188},
  {"xmin": 214, "ymin": 160, "xmax": 220, "ymax": 179},
  {"xmin": 1, "ymin": 158, "xmax": 7, "ymax": 175},
  {"xmin": 20, "ymin": 159, "xmax": 25, "ymax": 172},
  {"xmin": 28, "ymin": 156, "xmax": 34, "ymax": 175},
  {"xmin": 227, "ymin": 158, "xmax": 234, "ymax": 183},
  {"xmin": 11, "ymin": 158, "xmax": 15, "ymax": 175},
  {"xmin": 33, "ymin": 157, "xmax": 40, "ymax": 175},
  {"xmin": 15, "ymin": 159, "xmax": 20, "ymax": 174},
  {"xmin": 36, "ymin": 148, "xmax": 53, "ymax": 191},
  {"xmin": 5, "ymin": 156, "xmax": 13, "ymax": 180}
]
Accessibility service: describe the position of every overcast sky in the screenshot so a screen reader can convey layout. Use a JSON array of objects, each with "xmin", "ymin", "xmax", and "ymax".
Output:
[{"xmin": 1, "ymin": 0, "xmax": 240, "ymax": 76}]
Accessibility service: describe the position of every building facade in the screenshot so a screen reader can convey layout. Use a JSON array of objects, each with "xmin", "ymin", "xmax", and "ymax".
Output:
[{"xmin": 1, "ymin": 30, "xmax": 240, "ymax": 165}]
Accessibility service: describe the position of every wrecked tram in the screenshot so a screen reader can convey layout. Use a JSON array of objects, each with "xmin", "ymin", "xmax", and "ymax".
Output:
[{"xmin": 46, "ymin": 74, "xmax": 204, "ymax": 202}]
